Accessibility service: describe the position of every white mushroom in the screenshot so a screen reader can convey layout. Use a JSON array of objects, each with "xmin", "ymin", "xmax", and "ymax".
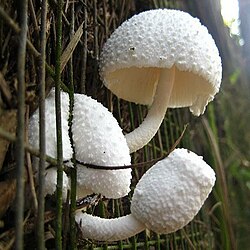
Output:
[
  {"xmin": 28, "ymin": 88, "xmax": 72, "ymax": 199},
  {"xmin": 43, "ymin": 167, "xmax": 70, "ymax": 201},
  {"xmin": 72, "ymin": 94, "xmax": 131, "ymax": 199},
  {"xmin": 100, "ymin": 9, "xmax": 222, "ymax": 153},
  {"xmin": 29, "ymin": 90, "xmax": 132, "ymax": 200},
  {"xmin": 76, "ymin": 148, "xmax": 216, "ymax": 241}
]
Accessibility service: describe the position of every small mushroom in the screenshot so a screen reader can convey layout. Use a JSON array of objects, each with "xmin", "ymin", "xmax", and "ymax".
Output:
[
  {"xmin": 76, "ymin": 148, "xmax": 216, "ymax": 241},
  {"xmin": 28, "ymin": 88, "xmax": 72, "ymax": 199},
  {"xmin": 72, "ymin": 94, "xmax": 131, "ymax": 199},
  {"xmin": 100, "ymin": 9, "xmax": 222, "ymax": 153}
]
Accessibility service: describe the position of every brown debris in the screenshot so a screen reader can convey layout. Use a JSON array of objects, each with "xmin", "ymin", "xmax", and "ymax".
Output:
[
  {"xmin": 0, "ymin": 110, "xmax": 16, "ymax": 172},
  {"xmin": 0, "ymin": 179, "xmax": 16, "ymax": 219}
]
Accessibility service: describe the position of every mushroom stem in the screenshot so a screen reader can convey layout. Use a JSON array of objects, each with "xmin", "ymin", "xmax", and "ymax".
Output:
[
  {"xmin": 125, "ymin": 66, "xmax": 175, "ymax": 153},
  {"xmin": 75, "ymin": 212, "xmax": 145, "ymax": 241}
]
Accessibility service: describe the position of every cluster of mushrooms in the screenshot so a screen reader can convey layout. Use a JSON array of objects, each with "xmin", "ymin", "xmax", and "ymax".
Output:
[{"xmin": 29, "ymin": 9, "xmax": 222, "ymax": 242}]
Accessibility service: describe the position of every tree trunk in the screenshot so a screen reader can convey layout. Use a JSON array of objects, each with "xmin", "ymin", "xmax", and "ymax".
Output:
[{"xmin": 183, "ymin": 0, "xmax": 242, "ymax": 79}]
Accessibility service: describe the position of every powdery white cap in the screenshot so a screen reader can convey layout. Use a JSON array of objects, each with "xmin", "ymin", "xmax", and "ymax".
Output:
[
  {"xmin": 28, "ymin": 88, "xmax": 72, "ymax": 197},
  {"xmin": 44, "ymin": 167, "xmax": 70, "ymax": 201},
  {"xmin": 29, "ymin": 88, "xmax": 73, "ymax": 167},
  {"xmin": 131, "ymin": 148, "xmax": 216, "ymax": 234},
  {"xmin": 100, "ymin": 9, "xmax": 222, "ymax": 116},
  {"xmin": 72, "ymin": 94, "xmax": 131, "ymax": 199}
]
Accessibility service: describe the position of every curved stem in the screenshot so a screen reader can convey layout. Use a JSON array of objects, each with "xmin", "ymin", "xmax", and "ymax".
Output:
[
  {"xmin": 75, "ymin": 212, "xmax": 145, "ymax": 241},
  {"xmin": 125, "ymin": 67, "xmax": 175, "ymax": 153}
]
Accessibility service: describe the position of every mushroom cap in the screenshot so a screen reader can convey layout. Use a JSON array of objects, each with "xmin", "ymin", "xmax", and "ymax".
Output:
[
  {"xmin": 29, "ymin": 88, "xmax": 73, "ymax": 170},
  {"xmin": 28, "ymin": 88, "xmax": 72, "ymax": 198},
  {"xmin": 72, "ymin": 94, "xmax": 131, "ymax": 199},
  {"xmin": 131, "ymin": 148, "xmax": 216, "ymax": 234},
  {"xmin": 44, "ymin": 167, "xmax": 70, "ymax": 201},
  {"xmin": 100, "ymin": 9, "xmax": 222, "ymax": 116}
]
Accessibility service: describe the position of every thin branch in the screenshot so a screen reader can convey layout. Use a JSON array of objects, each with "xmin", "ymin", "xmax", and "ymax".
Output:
[
  {"xmin": 0, "ymin": 6, "xmax": 20, "ymax": 33},
  {"xmin": 15, "ymin": 0, "xmax": 28, "ymax": 249},
  {"xmin": 26, "ymin": 151, "xmax": 38, "ymax": 211},
  {"xmin": 37, "ymin": 0, "xmax": 47, "ymax": 249},
  {"xmin": 91, "ymin": 0, "xmax": 99, "ymax": 98},
  {"xmin": 93, "ymin": 0, "xmax": 99, "ymax": 59},
  {"xmin": 0, "ymin": 127, "xmax": 58, "ymax": 166},
  {"xmin": 54, "ymin": 0, "xmax": 64, "ymax": 249},
  {"xmin": 25, "ymin": 106, "xmax": 38, "ymax": 213},
  {"xmin": 79, "ymin": 0, "xmax": 88, "ymax": 94},
  {"xmin": 68, "ymin": 3, "xmax": 77, "ymax": 249},
  {"xmin": 28, "ymin": 0, "xmax": 39, "ymax": 38},
  {"xmin": 0, "ymin": 6, "xmax": 39, "ymax": 58},
  {"xmin": 0, "ymin": 210, "xmax": 55, "ymax": 245},
  {"xmin": 0, "ymin": 6, "xmax": 69, "ymax": 93}
]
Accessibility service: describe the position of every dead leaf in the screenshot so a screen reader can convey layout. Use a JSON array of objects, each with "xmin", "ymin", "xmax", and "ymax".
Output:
[
  {"xmin": 0, "ymin": 179, "xmax": 16, "ymax": 218},
  {"xmin": 0, "ymin": 73, "xmax": 12, "ymax": 106},
  {"xmin": 60, "ymin": 22, "xmax": 84, "ymax": 73}
]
